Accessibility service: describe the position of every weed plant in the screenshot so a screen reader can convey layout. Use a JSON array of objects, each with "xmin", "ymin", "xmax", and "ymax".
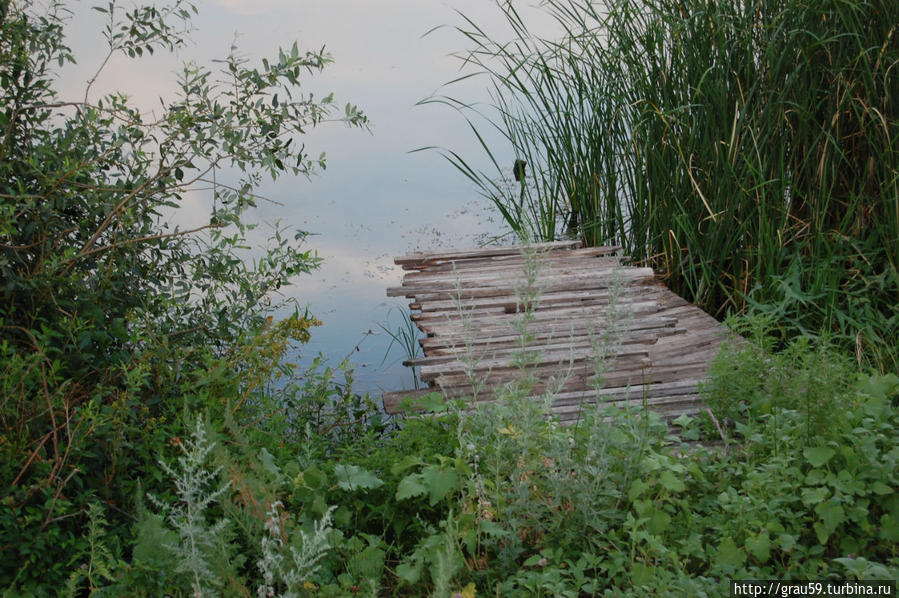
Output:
[
  {"xmin": 430, "ymin": 0, "xmax": 899, "ymax": 370},
  {"xmin": 384, "ymin": 245, "xmax": 897, "ymax": 595},
  {"xmin": 147, "ymin": 419, "xmax": 234, "ymax": 596},
  {"xmin": 447, "ymin": 265, "xmax": 493, "ymax": 402},
  {"xmin": 379, "ymin": 307, "xmax": 423, "ymax": 390},
  {"xmin": 445, "ymin": 244, "xmax": 664, "ymax": 591},
  {"xmin": 3, "ymin": 2, "xmax": 896, "ymax": 594}
]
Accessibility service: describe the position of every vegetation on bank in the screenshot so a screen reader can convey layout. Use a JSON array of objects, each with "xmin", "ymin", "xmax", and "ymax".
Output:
[
  {"xmin": 430, "ymin": 0, "xmax": 898, "ymax": 371},
  {"xmin": 1, "ymin": 0, "xmax": 896, "ymax": 596}
]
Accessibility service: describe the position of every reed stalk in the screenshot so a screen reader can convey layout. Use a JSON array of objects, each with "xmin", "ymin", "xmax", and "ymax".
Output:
[{"xmin": 430, "ymin": 0, "xmax": 898, "ymax": 370}]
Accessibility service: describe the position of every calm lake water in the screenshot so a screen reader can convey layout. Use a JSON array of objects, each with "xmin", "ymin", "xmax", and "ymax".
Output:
[{"xmin": 59, "ymin": 1, "xmax": 559, "ymax": 396}]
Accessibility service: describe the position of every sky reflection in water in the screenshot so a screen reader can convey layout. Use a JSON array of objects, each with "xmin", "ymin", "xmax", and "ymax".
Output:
[{"xmin": 60, "ymin": 0, "xmax": 557, "ymax": 394}]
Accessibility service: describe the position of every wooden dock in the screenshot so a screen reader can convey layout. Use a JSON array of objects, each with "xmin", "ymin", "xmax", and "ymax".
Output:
[{"xmin": 382, "ymin": 240, "xmax": 730, "ymax": 423}]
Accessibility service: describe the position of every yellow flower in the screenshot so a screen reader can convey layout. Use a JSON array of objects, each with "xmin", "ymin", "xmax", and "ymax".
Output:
[
  {"xmin": 452, "ymin": 582, "xmax": 476, "ymax": 598},
  {"xmin": 498, "ymin": 425, "xmax": 520, "ymax": 438}
]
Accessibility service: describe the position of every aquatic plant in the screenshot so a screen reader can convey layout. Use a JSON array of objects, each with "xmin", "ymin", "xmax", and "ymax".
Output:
[{"xmin": 429, "ymin": 0, "xmax": 899, "ymax": 370}]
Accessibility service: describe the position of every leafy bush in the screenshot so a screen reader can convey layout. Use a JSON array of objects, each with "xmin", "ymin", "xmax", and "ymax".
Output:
[
  {"xmin": 379, "ymin": 267, "xmax": 897, "ymax": 595},
  {"xmin": 0, "ymin": 0, "xmax": 366, "ymax": 591}
]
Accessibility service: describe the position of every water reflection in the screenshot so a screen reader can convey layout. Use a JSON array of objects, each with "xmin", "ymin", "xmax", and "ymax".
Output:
[{"xmin": 57, "ymin": 0, "xmax": 558, "ymax": 394}]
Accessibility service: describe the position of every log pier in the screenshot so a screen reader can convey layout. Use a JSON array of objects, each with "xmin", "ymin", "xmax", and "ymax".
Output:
[{"xmin": 383, "ymin": 240, "xmax": 729, "ymax": 423}]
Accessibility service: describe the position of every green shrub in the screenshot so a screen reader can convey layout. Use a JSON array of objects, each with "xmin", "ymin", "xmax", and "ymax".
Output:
[{"xmin": 0, "ymin": 0, "xmax": 366, "ymax": 590}]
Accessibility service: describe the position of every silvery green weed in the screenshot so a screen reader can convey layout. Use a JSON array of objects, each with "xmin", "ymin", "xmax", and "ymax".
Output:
[
  {"xmin": 149, "ymin": 419, "xmax": 232, "ymax": 597},
  {"xmin": 256, "ymin": 501, "xmax": 335, "ymax": 598}
]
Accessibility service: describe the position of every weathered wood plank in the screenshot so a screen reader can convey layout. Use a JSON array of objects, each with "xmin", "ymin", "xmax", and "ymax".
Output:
[
  {"xmin": 404, "ymin": 252, "xmax": 621, "ymax": 282},
  {"xmin": 406, "ymin": 246, "xmax": 623, "ymax": 274},
  {"xmin": 418, "ymin": 347, "xmax": 651, "ymax": 382},
  {"xmin": 386, "ymin": 268, "xmax": 655, "ymax": 298},
  {"xmin": 394, "ymin": 264, "xmax": 655, "ymax": 291},
  {"xmin": 407, "ymin": 329, "xmax": 680, "ymax": 366},
  {"xmin": 416, "ymin": 315, "xmax": 678, "ymax": 341},
  {"xmin": 394, "ymin": 240, "xmax": 587, "ymax": 267},
  {"xmin": 411, "ymin": 300, "xmax": 665, "ymax": 329},
  {"xmin": 417, "ymin": 323, "xmax": 680, "ymax": 359},
  {"xmin": 410, "ymin": 284, "xmax": 662, "ymax": 312}
]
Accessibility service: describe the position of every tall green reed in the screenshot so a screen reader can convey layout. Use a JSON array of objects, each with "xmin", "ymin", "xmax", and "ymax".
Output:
[{"xmin": 428, "ymin": 0, "xmax": 898, "ymax": 370}]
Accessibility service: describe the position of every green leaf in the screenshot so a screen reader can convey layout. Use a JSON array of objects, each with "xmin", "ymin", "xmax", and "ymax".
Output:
[
  {"xmin": 628, "ymin": 480, "xmax": 650, "ymax": 501},
  {"xmin": 334, "ymin": 506, "xmax": 352, "ymax": 527},
  {"xmin": 813, "ymin": 522, "xmax": 830, "ymax": 545},
  {"xmin": 421, "ymin": 465, "xmax": 459, "ymax": 505},
  {"xmin": 878, "ymin": 514, "xmax": 899, "ymax": 542},
  {"xmin": 631, "ymin": 562, "xmax": 653, "ymax": 586},
  {"xmin": 412, "ymin": 392, "xmax": 450, "ymax": 413},
  {"xmin": 258, "ymin": 447, "xmax": 280, "ymax": 478},
  {"xmin": 714, "ymin": 537, "xmax": 745, "ymax": 571},
  {"xmin": 801, "ymin": 486, "xmax": 829, "ymax": 506},
  {"xmin": 478, "ymin": 520, "xmax": 508, "ymax": 538},
  {"xmin": 804, "ymin": 446, "xmax": 836, "ymax": 468},
  {"xmin": 390, "ymin": 454, "xmax": 422, "ymax": 476},
  {"xmin": 395, "ymin": 561, "xmax": 421, "ymax": 584},
  {"xmin": 648, "ymin": 509, "xmax": 671, "ymax": 534},
  {"xmin": 815, "ymin": 501, "xmax": 845, "ymax": 536},
  {"xmin": 777, "ymin": 533, "xmax": 797, "ymax": 552},
  {"xmin": 301, "ymin": 465, "xmax": 327, "ymax": 490},
  {"xmin": 871, "ymin": 481, "xmax": 892, "ymax": 495},
  {"xmin": 334, "ymin": 464, "xmax": 383, "ymax": 491},
  {"xmin": 396, "ymin": 474, "xmax": 428, "ymax": 501},
  {"xmin": 745, "ymin": 531, "xmax": 771, "ymax": 563},
  {"xmin": 672, "ymin": 413, "xmax": 693, "ymax": 428},
  {"xmin": 659, "ymin": 470, "xmax": 685, "ymax": 493}
]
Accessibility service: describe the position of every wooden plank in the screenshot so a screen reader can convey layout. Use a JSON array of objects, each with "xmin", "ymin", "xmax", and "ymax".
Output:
[
  {"xmin": 407, "ymin": 246, "xmax": 624, "ymax": 274},
  {"xmin": 407, "ymin": 328, "xmax": 680, "ymax": 366},
  {"xmin": 400, "ymin": 255, "xmax": 624, "ymax": 285},
  {"xmin": 411, "ymin": 297, "xmax": 665, "ymax": 325},
  {"xmin": 427, "ymin": 359, "xmax": 711, "ymax": 400},
  {"xmin": 395, "ymin": 263, "xmax": 654, "ymax": 291},
  {"xmin": 552, "ymin": 392, "xmax": 701, "ymax": 414},
  {"xmin": 418, "ymin": 347, "xmax": 651, "ymax": 382},
  {"xmin": 394, "ymin": 240, "xmax": 586, "ymax": 267},
  {"xmin": 416, "ymin": 315, "xmax": 679, "ymax": 341},
  {"xmin": 411, "ymin": 284, "xmax": 662, "ymax": 313},
  {"xmin": 418, "ymin": 325, "xmax": 682, "ymax": 359},
  {"xmin": 387, "ymin": 271, "xmax": 656, "ymax": 298}
]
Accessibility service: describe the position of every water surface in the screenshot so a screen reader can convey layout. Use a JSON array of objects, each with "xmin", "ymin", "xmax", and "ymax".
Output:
[{"xmin": 59, "ymin": 0, "xmax": 559, "ymax": 394}]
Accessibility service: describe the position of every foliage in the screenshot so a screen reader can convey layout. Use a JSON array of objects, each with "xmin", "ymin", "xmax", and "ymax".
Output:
[
  {"xmin": 430, "ymin": 0, "xmax": 899, "ymax": 370},
  {"xmin": 64, "ymin": 501, "xmax": 119, "ymax": 596},
  {"xmin": 148, "ymin": 418, "xmax": 233, "ymax": 596},
  {"xmin": 0, "ymin": 0, "xmax": 366, "ymax": 591},
  {"xmin": 387, "ymin": 328, "xmax": 899, "ymax": 596},
  {"xmin": 3, "ymin": 1, "xmax": 896, "ymax": 595},
  {"xmin": 359, "ymin": 248, "xmax": 897, "ymax": 595},
  {"xmin": 256, "ymin": 500, "xmax": 335, "ymax": 598}
]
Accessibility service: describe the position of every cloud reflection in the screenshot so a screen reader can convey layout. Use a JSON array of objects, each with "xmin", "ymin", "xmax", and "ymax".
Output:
[{"xmin": 55, "ymin": 0, "xmax": 562, "ymax": 392}]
